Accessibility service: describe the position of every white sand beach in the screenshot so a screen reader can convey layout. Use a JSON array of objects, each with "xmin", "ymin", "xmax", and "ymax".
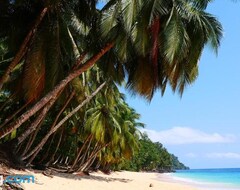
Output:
[{"xmin": 17, "ymin": 170, "xmax": 199, "ymax": 190}]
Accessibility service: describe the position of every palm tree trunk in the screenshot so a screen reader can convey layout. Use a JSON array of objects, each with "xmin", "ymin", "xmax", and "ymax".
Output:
[
  {"xmin": 79, "ymin": 143, "xmax": 100, "ymax": 171},
  {"xmin": 45, "ymin": 127, "xmax": 64, "ymax": 165},
  {"xmin": 39, "ymin": 92, "xmax": 75, "ymax": 164},
  {"xmin": 37, "ymin": 130, "xmax": 57, "ymax": 164},
  {"xmin": 0, "ymin": 102, "xmax": 30, "ymax": 129},
  {"xmin": 20, "ymin": 121, "xmax": 42, "ymax": 157},
  {"xmin": 77, "ymin": 137, "xmax": 93, "ymax": 169},
  {"xmin": 79, "ymin": 143, "xmax": 109, "ymax": 172},
  {"xmin": 48, "ymin": 91, "xmax": 75, "ymax": 131},
  {"xmin": 0, "ymin": 43, "xmax": 113, "ymax": 139},
  {"xmin": 0, "ymin": 7, "xmax": 48, "ymax": 90},
  {"xmin": 95, "ymin": 159, "xmax": 102, "ymax": 170},
  {"xmin": 52, "ymin": 155, "xmax": 61, "ymax": 165},
  {"xmin": 17, "ymin": 96, "xmax": 57, "ymax": 145},
  {"xmin": 69, "ymin": 134, "xmax": 92, "ymax": 171},
  {"xmin": 23, "ymin": 82, "xmax": 106, "ymax": 164},
  {"xmin": 84, "ymin": 154, "xmax": 98, "ymax": 171},
  {"xmin": 67, "ymin": 27, "xmax": 80, "ymax": 59}
]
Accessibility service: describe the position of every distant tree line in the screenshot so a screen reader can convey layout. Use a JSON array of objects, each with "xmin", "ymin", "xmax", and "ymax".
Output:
[{"xmin": 114, "ymin": 133, "xmax": 189, "ymax": 172}]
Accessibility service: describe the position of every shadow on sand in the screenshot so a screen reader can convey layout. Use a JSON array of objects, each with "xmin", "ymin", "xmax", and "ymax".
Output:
[{"xmin": 52, "ymin": 172, "xmax": 132, "ymax": 183}]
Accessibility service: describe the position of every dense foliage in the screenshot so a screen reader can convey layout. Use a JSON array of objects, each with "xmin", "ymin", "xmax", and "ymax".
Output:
[
  {"xmin": 116, "ymin": 134, "xmax": 189, "ymax": 172},
  {"xmin": 0, "ymin": 0, "xmax": 222, "ymax": 173},
  {"xmin": 171, "ymin": 154, "xmax": 189, "ymax": 170}
]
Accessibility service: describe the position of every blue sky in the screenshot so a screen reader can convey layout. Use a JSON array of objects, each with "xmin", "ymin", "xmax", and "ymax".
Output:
[{"xmin": 119, "ymin": 1, "xmax": 240, "ymax": 169}]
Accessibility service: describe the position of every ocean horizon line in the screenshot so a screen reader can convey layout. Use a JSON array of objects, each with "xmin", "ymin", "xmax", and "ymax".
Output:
[{"xmin": 179, "ymin": 167, "xmax": 240, "ymax": 170}]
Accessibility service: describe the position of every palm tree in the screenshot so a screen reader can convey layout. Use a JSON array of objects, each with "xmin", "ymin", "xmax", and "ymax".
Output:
[
  {"xmin": 100, "ymin": 0, "xmax": 222, "ymax": 99},
  {"xmin": 0, "ymin": 0, "xmax": 222, "ymax": 138},
  {"xmin": 0, "ymin": 0, "xmax": 116, "ymax": 140},
  {"xmin": 23, "ymin": 82, "xmax": 106, "ymax": 165},
  {"xmin": 102, "ymin": 104, "xmax": 143, "ymax": 163},
  {"xmin": 17, "ymin": 66, "xmax": 118, "ymax": 169},
  {"xmin": 73, "ymin": 83, "xmax": 143, "ymax": 172},
  {"xmin": 0, "ymin": 0, "xmax": 222, "ymax": 168}
]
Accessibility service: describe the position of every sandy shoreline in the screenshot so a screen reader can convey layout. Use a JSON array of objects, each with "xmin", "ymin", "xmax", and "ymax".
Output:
[{"xmin": 13, "ymin": 170, "xmax": 199, "ymax": 190}]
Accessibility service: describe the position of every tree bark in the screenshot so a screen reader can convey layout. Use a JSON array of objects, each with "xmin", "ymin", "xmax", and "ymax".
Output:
[
  {"xmin": 0, "ymin": 7, "xmax": 48, "ymax": 90},
  {"xmin": 69, "ymin": 134, "xmax": 93, "ymax": 172},
  {"xmin": 45, "ymin": 127, "xmax": 64, "ymax": 165},
  {"xmin": 78, "ymin": 143, "xmax": 100, "ymax": 171},
  {"xmin": 0, "ymin": 43, "xmax": 113, "ymax": 139},
  {"xmin": 78, "ymin": 136, "xmax": 93, "ymax": 168},
  {"xmin": 84, "ymin": 154, "xmax": 97, "ymax": 171},
  {"xmin": 17, "ymin": 96, "xmax": 57, "ymax": 145},
  {"xmin": 79, "ymin": 143, "xmax": 109, "ymax": 172},
  {"xmin": 20, "ymin": 120, "xmax": 42, "ymax": 157},
  {"xmin": 40, "ymin": 92, "xmax": 75, "ymax": 164},
  {"xmin": 48, "ymin": 91, "xmax": 75, "ymax": 132}
]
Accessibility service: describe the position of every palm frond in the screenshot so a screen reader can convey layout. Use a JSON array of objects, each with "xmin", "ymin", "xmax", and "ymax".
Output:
[
  {"xmin": 22, "ymin": 32, "xmax": 46, "ymax": 103},
  {"xmin": 189, "ymin": 0, "xmax": 214, "ymax": 10},
  {"xmin": 100, "ymin": 1, "xmax": 121, "ymax": 38},
  {"xmin": 122, "ymin": 0, "xmax": 142, "ymax": 33},
  {"xmin": 163, "ymin": 9, "xmax": 190, "ymax": 63},
  {"xmin": 200, "ymin": 12, "xmax": 222, "ymax": 53},
  {"xmin": 142, "ymin": 0, "xmax": 169, "ymax": 25},
  {"xmin": 45, "ymin": 16, "xmax": 64, "ymax": 93}
]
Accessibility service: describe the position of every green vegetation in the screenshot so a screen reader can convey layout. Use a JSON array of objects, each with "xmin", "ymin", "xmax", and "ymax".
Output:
[
  {"xmin": 171, "ymin": 154, "xmax": 189, "ymax": 170},
  {"xmin": 0, "ymin": 0, "xmax": 221, "ymax": 173},
  {"xmin": 116, "ymin": 134, "xmax": 189, "ymax": 172}
]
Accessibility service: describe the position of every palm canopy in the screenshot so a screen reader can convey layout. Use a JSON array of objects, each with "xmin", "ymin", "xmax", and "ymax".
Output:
[
  {"xmin": 0, "ymin": 0, "xmax": 222, "ymax": 137},
  {"xmin": 0, "ymin": 0, "xmax": 223, "ymax": 170},
  {"xmin": 100, "ymin": 0, "xmax": 222, "ymax": 99},
  {"xmin": 0, "ymin": 0, "xmax": 103, "ymax": 103},
  {"xmin": 0, "ymin": 0, "xmax": 222, "ymax": 102}
]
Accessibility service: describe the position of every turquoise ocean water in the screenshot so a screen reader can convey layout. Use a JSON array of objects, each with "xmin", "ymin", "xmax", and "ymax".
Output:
[{"xmin": 172, "ymin": 168, "xmax": 240, "ymax": 189}]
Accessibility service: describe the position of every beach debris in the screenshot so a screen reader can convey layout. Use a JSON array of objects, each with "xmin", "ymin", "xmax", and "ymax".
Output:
[
  {"xmin": 73, "ymin": 171, "xmax": 90, "ymax": 176},
  {"xmin": 3, "ymin": 182, "xmax": 24, "ymax": 190},
  {"xmin": 42, "ymin": 171, "xmax": 53, "ymax": 178},
  {"xmin": 100, "ymin": 169, "xmax": 111, "ymax": 175},
  {"xmin": 0, "ymin": 164, "xmax": 11, "ymax": 176}
]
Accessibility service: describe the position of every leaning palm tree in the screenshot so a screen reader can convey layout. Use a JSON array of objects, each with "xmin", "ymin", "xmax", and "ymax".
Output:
[
  {"xmin": 0, "ymin": 0, "xmax": 222, "ymax": 138},
  {"xmin": 0, "ymin": 0, "xmax": 222, "ymax": 168},
  {"xmin": 0, "ymin": 0, "xmax": 109, "ymax": 138},
  {"xmin": 79, "ymin": 87, "xmax": 143, "ymax": 172}
]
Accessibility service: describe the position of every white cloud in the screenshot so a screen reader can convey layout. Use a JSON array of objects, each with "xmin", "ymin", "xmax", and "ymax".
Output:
[
  {"xmin": 206, "ymin": 152, "xmax": 240, "ymax": 159},
  {"xmin": 141, "ymin": 127, "xmax": 236, "ymax": 145}
]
